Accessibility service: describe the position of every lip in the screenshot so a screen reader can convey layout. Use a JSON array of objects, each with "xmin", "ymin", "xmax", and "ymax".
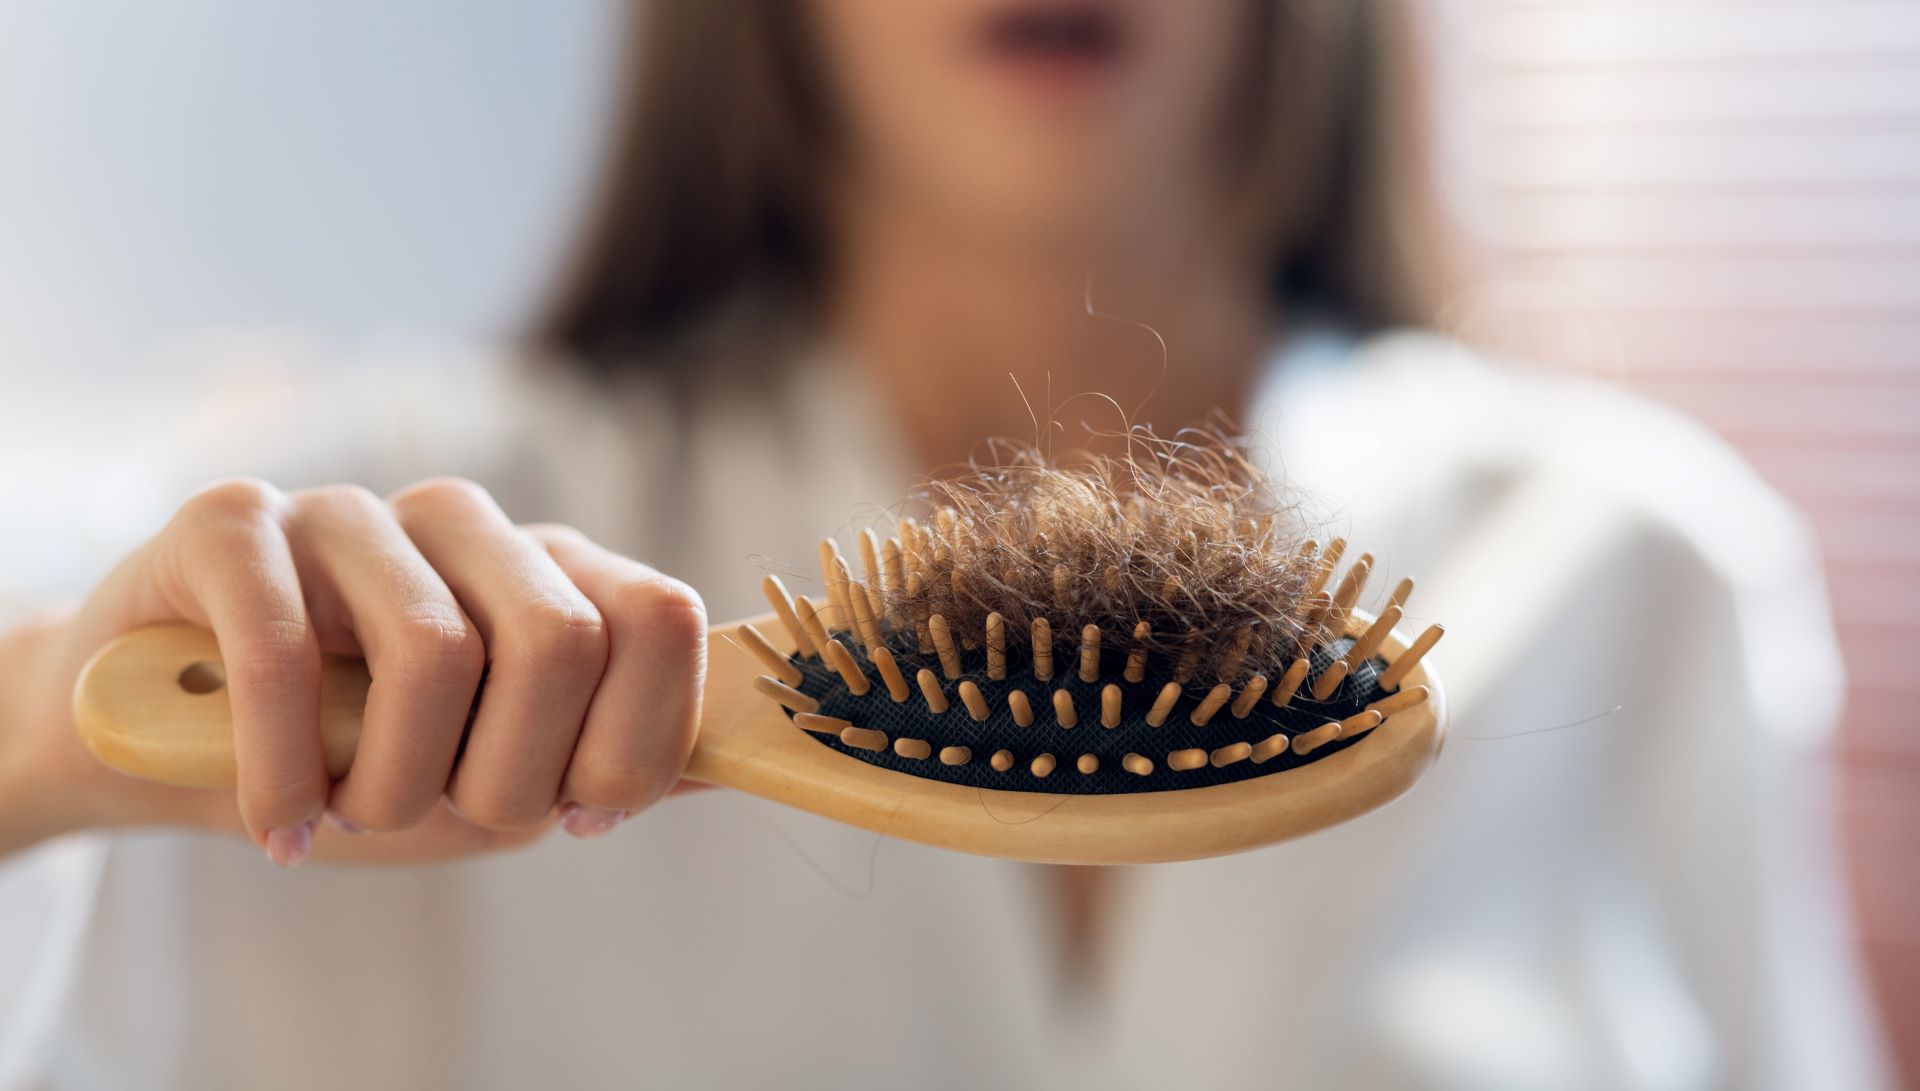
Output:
[{"xmin": 971, "ymin": 0, "xmax": 1130, "ymax": 95}]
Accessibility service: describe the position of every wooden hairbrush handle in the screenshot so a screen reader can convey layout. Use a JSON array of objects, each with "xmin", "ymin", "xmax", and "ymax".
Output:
[
  {"xmin": 72, "ymin": 616, "xmax": 808, "ymax": 790},
  {"xmin": 73, "ymin": 612, "xmax": 1444, "ymax": 864}
]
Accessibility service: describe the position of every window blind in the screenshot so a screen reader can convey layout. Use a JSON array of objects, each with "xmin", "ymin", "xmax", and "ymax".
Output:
[{"xmin": 1441, "ymin": 1, "xmax": 1920, "ymax": 1075}]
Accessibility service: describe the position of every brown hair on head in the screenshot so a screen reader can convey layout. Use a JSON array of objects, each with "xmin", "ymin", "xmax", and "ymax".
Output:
[
  {"xmin": 886, "ymin": 429, "xmax": 1327, "ymax": 681},
  {"xmin": 536, "ymin": 0, "xmax": 1446, "ymax": 377}
]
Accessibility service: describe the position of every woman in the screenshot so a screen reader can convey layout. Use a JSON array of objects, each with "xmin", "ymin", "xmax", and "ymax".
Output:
[{"xmin": 0, "ymin": 2, "xmax": 1889, "ymax": 1087}]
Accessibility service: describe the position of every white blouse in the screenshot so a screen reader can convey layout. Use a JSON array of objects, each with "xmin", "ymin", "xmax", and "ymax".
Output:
[{"xmin": 0, "ymin": 332, "xmax": 1893, "ymax": 1089}]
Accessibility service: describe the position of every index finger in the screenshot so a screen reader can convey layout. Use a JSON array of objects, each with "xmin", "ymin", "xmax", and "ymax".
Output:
[{"xmin": 169, "ymin": 481, "xmax": 326, "ymax": 865}]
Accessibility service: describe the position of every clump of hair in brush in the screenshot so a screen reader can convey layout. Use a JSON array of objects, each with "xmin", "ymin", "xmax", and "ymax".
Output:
[
  {"xmin": 898, "ymin": 433, "xmax": 1324, "ymax": 676},
  {"xmin": 747, "ymin": 429, "xmax": 1443, "ymax": 795}
]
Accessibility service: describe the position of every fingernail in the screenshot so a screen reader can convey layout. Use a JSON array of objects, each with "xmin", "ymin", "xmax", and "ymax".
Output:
[
  {"xmin": 324, "ymin": 810, "xmax": 365, "ymax": 835},
  {"xmin": 559, "ymin": 803, "xmax": 625, "ymax": 840},
  {"xmin": 265, "ymin": 821, "xmax": 315, "ymax": 868}
]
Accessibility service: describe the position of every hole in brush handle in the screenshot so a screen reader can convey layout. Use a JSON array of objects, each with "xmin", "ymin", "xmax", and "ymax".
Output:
[{"xmin": 176, "ymin": 660, "xmax": 226, "ymax": 694}]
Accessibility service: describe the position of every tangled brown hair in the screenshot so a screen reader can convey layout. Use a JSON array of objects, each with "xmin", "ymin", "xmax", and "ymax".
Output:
[{"xmin": 881, "ymin": 430, "xmax": 1330, "ymax": 684}]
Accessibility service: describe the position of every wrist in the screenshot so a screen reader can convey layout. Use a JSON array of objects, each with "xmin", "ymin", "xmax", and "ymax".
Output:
[{"xmin": 0, "ymin": 606, "xmax": 99, "ymax": 852}]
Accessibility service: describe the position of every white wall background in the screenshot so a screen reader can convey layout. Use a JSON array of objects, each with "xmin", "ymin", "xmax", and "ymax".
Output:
[{"xmin": 0, "ymin": 0, "xmax": 624, "ymax": 381}]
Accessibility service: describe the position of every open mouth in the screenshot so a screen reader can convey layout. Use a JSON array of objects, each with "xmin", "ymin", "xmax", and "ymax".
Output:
[{"xmin": 978, "ymin": 2, "xmax": 1127, "ymax": 78}]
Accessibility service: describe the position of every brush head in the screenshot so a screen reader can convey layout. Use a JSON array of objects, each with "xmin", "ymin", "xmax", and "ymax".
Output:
[
  {"xmin": 748, "ymin": 434, "xmax": 1445, "ymax": 818},
  {"xmin": 784, "ymin": 631, "xmax": 1394, "ymax": 794}
]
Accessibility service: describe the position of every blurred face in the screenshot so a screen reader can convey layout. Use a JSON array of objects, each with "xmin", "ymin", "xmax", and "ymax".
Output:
[{"xmin": 809, "ymin": 0, "xmax": 1255, "ymax": 252}]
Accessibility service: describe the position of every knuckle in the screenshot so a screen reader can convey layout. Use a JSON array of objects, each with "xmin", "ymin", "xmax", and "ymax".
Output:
[
  {"xmin": 336, "ymin": 790, "xmax": 438, "ymax": 833},
  {"xmin": 608, "ymin": 576, "xmax": 707, "ymax": 643},
  {"xmin": 389, "ymin": 475, "xmax": 494, "ymax": 517},
  {"xmin": 241, "ymin": 768, "xmax": 325, "ymax": 809},
  {"xmin": 451, "ymin": 784, "xmax": 552, "ymax": 832},
  {"xmin": 388, "ymin": 613, "xmax": 484, "ymax": 687},
  {"xmin": 181, "ymin": 477, "xmax": 283, "ymax": 526},
  {"xmin": 238, "ymin": 770, "xmax": 327, "ymax": 831},
  {"xmin": 521, "ymin": 522, "xmax": 588, "ymax": 548},
  {"xmin": 514, "ymin": 600, "xmax": 609, "ymax": 676},
  {"xmin": 290, "ymin": 483, "xmax": 383, "ymax": 519},
  {"xmin": 568, "ymin": 765, "xmax": 675, "ymax": 812},
  {"xmin": 228, "ymin": 627, "xmax": 318, "ymax": 694}
]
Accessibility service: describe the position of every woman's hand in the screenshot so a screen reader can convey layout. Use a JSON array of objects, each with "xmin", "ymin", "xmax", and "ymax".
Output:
[{"xmin": 0, "ymin": 477, "xmax": 706, "ymax": 866}]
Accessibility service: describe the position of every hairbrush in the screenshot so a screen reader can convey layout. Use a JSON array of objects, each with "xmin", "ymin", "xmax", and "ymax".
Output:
[{"xmin": 72, "ymin": 440, "xmax": 1445, "ymax": 864}]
